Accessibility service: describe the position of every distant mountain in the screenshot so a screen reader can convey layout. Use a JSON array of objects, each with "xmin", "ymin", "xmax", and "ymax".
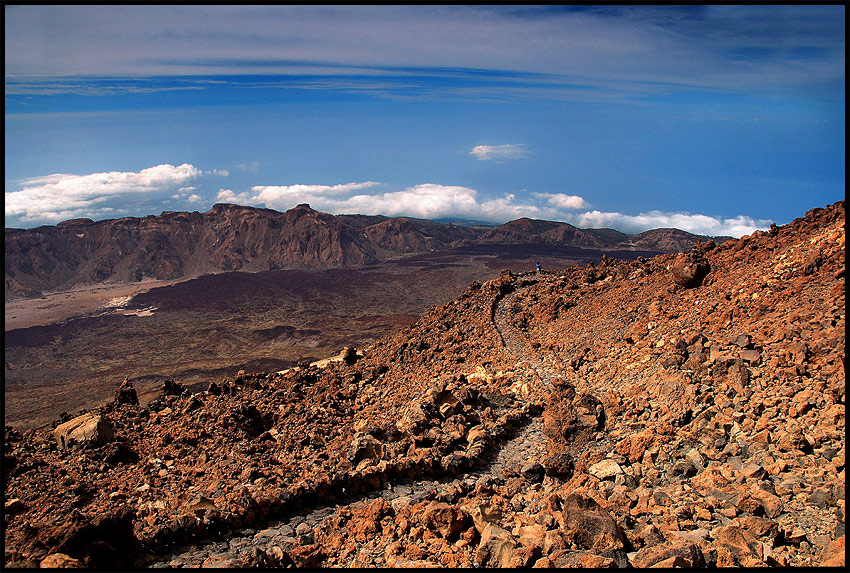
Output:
[
  {"xmin": 476, "ymin": 218, "xmax": 608, "ymax": 248},
  {"xmin": 3, "ymin": 204, "xmax": 475, "ymax": 298},
  {"xmin": 432, "ymin": 217, "xmax": 498, "ymax": 228},
  {"xmin": 624, "ymin": 228, "xmax": 730, "ymax": 253},
  {"xmin": 362, "ymin": 216, "xmax": 481, "ymax": 256},
  {"xmin": 4, "ymin": 204, "xmax": 731, "ymax": 300},
  {"xmin": 583, "ymin": 227, "xmax": 630, "ymax": 246}
]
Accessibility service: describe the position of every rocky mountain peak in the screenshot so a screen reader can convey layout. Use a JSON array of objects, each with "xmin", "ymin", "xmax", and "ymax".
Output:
[{"xmin": 286, "ymin": 203, "xmax": 317, "ymax": 216}]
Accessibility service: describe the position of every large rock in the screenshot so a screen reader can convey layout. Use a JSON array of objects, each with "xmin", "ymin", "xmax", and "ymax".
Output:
[
  {"xmin": 5, "ymin": 498, "xmax": 27, "ymax": 514},
  {"xmin": 113, "ymin": 378, "xmax": 138, "ymax": 405},
  {"xmin": 629, "ymin": 540, "xmax": 706, "ymax": 568},
  {"xmin": 160, "ymin": 378, "xmax": 186, "ymax": 397},
  {"xmin": 671, "ymin": 250, "xmax": 710, "ymax": 288},
  {"xmin": 475, "ymin": 523, "xmax": 517, "ymax": 568},
  {"xmin": 588, "ymin": 459, "xmax": 624, "ymax": 480},
  {"xmin": 819, "ymin": 535, "xmax": 845, "ymax": 567},
  {"xmin": 712, "ymin": 525, "xmax": 763, "ymax": 567},
  {"xmin": 543, "ymin": 452, "xmax": 575, "ymax": 480},
  {"xmin": 396, "ymin": 401, "xmax": 431, "ymax": 436},
  {"xmin": 466, "ymin": 501, "xmax": 503, "ymax": 533},
  {"xmin": 559, "ymin": 494, "xmax": 629, "ymax": 555},
  {"xmin": 53, "ymin": 413, "xmax": 114, "ymax": 450},
  {"xmin": 39, "ymin": 553, "xmax": 83, "ymax": 568},
  {"xmin": 543, "ymin": 389, "xmax": 603, "ymax": 450},
  {"xmin": 349, "ymin": 433, "xmax": 384, "ymax": 469},
  {"xmin": 422, "ymin": 501, "xmax": 471, "ymax": 540}
]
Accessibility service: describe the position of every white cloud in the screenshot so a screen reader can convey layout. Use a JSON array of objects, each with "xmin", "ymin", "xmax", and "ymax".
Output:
[
  {"xmin": 7, "ymin": 165, "xmax": 770, "ymax": 238},
  {"xmin": 470, "ymin": 144, "xmax": 530, "ymax": 161},
  {"xmin": 341, "ymin": 184, "xmax": 484, "ymax": 219},
  {"xmin": 5, "ymin": 163, "xmax": 203, "ymax": 225},
  {"xmin": 533, "ymin": 192, "xmax": 589, "ymax": 210},
  {"xmin": 250, "ymin": 181, "xmax": 382, "ymax": 205},
  {"xmin": 242, "ymin": 181, "xmax": 539, "ymax": 221},
  {"xmin": 566, "ymin": 209, "xmax": 772, "ymax": 237},
  {"xmin": 216, "ymin": 188, "xmax": 252, "ymax": 203},
  {"xmin": 227, "ymin": 179, "xmax": 768, "ymax": 236}
]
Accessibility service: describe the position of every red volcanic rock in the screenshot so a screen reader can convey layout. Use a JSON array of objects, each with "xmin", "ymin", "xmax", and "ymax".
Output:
[
  {"xmin": 39, "ymin": 553, "xmax": 84, "ymax": 568},
  {"xmin": 113, "ymin": 378, "xmax": 139, "ymax": 405},
  {"xmin": 712, "ymin": 525, "xmax": 764, "ymax": 567},
  {"xmin": 421, "ymin": 501, "xmax": 471, "ymax": 539},
  {"xmin": 671, "ymin": 249, "xmax": 710, "ymax": 287},
  {"xmin": 630, "ymin": 540, "xmax": 706, "ymax": 568},
  {"xmin": 819, "ymin": 535, "xmax": 845, "ymax": 567},
  {"xmin": 558, "ymin": 493, "xmax": 629, "ymax": 556},
  {"xmin": 474, "ymin": 522, "xmax": 517, "ymax": 567},
  {"xmin": 2, "ymin": 200, "xmax": 844, "ymax": 568}
]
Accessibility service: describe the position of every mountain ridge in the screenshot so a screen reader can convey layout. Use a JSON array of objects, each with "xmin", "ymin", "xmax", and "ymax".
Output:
[{"xmin": 5, "ymin": 203, "xmax": 731, "ymax": 300}]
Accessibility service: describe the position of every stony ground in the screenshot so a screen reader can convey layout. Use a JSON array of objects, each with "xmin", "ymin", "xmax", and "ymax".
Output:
[{"xmin": 3, "ymin": 201, "xmax": 844, "ymax": 568}]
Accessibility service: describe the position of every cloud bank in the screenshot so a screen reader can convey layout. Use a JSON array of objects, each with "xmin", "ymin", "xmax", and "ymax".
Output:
[
  {"xmin": 565, "ymin": 209, "xmax": 772, "ymax": 238},
  {"xmin": 225, "ymin": 180, "xmax": 770, "ymax": 237},
  {"xmin": 5, "ymin": 163, "xmax": 210, "ymax": 225},
  {"xmin": 5, "ymin": 165, "xmax": 772, "ymax": 237}
]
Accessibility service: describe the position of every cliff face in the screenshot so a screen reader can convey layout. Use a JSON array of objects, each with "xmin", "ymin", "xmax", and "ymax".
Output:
[
  {"xmin": 5, "ymin": 204, "xmax": 731, "ymax": 299},
  {"xmin": 3, "ymin": 201, "xmax": 844, "ymax": 569},
  {"xmin": 4, "ymin": 204, "xmax": 477, "ymax": 297},
  {"xmin": 4, "ymin": 204, "xmax": 385, "ymax": 295}
]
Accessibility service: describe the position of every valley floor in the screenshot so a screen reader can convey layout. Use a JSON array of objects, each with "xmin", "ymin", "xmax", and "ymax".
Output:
[
  {"xmin": 4, "ymin": 246, "xmax": 607, "ymax": 429},
  {"xmin": 4, "ymin": 278, "xmax": 187, "ymax": 331}
]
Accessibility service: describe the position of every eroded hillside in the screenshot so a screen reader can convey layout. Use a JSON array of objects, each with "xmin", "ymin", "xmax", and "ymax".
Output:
[
  {"xmin": 3, "ymin": 201, "xmax": 844, "ymax": 568},
  {"xmin": 5, "ymin": 203, "xmax": 722, "ymax": 300}
]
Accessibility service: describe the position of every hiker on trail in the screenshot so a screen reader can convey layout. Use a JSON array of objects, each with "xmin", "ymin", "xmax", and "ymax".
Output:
[{"xmin": 536, "ymin": 262, "xmax": 542, "ymax": 273}]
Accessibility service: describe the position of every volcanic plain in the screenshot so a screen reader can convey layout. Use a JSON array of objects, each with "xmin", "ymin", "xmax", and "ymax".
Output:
[{"xmin": 5, "ymin": 242, "xmax": 638, "ymax": 430}]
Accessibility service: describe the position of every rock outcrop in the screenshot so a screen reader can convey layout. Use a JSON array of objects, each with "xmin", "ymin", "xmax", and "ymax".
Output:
[{"xmin": 52, "ymin": 413, "xmax": 114, "ymax": 451}]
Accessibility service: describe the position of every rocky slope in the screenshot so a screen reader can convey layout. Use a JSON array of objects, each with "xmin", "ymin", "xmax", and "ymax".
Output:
[
  {"xmin": 3, "ymin": 200, "xmax": 844, "ymax": 568},
  {"xmin": 5, "ymin": 204, "xmax": 724, "ymax": 300}
]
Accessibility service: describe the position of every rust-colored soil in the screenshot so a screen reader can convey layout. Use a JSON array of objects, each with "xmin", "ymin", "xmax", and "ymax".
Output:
[{"xmin": 3, "ymin": 202, "xmax": 844, "ymax": 569}]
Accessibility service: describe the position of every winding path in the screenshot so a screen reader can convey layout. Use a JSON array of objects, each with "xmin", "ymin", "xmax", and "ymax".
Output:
[
  {"xmin": 145, "ymin": 274, "xmax": 556, "ymax": 567},
  {"xmin": 488, "ymin": 274, "xmax": 555, "ymax": 480}
]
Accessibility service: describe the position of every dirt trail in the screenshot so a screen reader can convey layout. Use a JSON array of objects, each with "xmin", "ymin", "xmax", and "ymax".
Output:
[
  {"xmin": 487, "ymin": 273, "xmax": 554, "ymax": 485},
  {"xmin": 145, "ymin": 274, "xmax": 555, "ymax": 567}
]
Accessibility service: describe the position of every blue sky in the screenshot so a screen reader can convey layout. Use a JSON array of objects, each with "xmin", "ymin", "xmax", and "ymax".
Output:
[{"xmin": 4, "ymin": 5, "xmax": 845, "ymax": 235}]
